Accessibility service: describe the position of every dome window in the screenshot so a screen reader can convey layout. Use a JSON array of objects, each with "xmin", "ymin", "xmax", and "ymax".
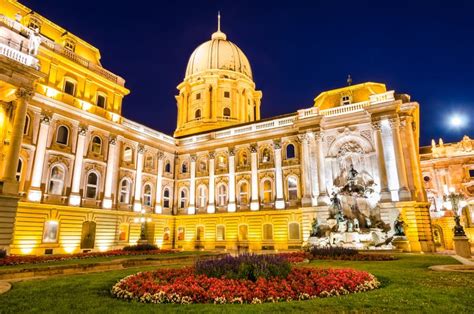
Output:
[
  {"xmin": 341, "ymin": 94, "xmax": 352, "ymax": 106},
  {"xmin": 64, "ymin": 38, "xmax": 76, "ymax": 52},
  {"xmin": 196, "ymin": 93, "xmax": 201, "ymax": 100},
  {"xmin": 224, "ymin": 91, "xmax": 230, "ymax": 98},
  {"xmin": 195, "ymin": 109, "xmax": 201, "ymax": 120},
  {"xmin": 223, "ymin": 107, "xmax": 231, "ymax": 119}
]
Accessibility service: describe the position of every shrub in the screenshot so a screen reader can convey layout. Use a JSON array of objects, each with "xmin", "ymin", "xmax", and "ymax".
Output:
[
  {"xmin": 308, "ymin": 246, "xmax": 395, "ymax": 261},
  {"xmin": 195, "ymin": 254, "xmax": 291, "ymax": 281},
  {"xmin": 0, "ymin": 249, "xmax": 6, "ymax": 259},
  {"xmin": 122, "ymin": 244, "xmax": 158, "ymax": 251}
]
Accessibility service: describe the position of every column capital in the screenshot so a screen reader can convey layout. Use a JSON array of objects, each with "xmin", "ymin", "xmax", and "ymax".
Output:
[
  {"xmin": 40, "ymin": 113, "xmax": 52, "ymax": 125},
  {"xmin": 371, "ymin": 120, "xmax": 383, "ymax": 131},
  {"xmin": 15, "ymin": 87, "xmax": 34, "ymax": 101},
  {"xmin": 157, "ymin": 151, "xmax": 164, "ymax": 160},
  {"xmin": 229, "ymin": 147, "xmax": 235, "ymax": 156},
  {"xmin": 109, "ymin": 135, "xmax": 117, "ymax": 145},
  {"xmin": 137, "ymin": 144, "xmax": 145, "ymax": 154},
  {"xmin": 314, "ymin": 131, "xmax": 323, "ymax": 141},
  {"xmin": 250, "ymin": 143, "xmax": 258, "ymax": 153},
  {"xmin": 388, "ymin": 117, "xmax": 400, "ymax": 129},
  {"xmin": 209, "ymin": 151, "xmax": 215, "ymax": 159},
  {"xmin": 190, "ymin": 154, "xmax": 197, "ymax": 161},
  {"xmin": 273, "ymin": 139, "xmax": 282, "ymax": 150},
  {"xmin": 78, "ymin": 125, "xmax": 88, "ymax": 136},
  {"xmin": 297, "ymin": 133, "xmax": 307, "ymax": 143}
]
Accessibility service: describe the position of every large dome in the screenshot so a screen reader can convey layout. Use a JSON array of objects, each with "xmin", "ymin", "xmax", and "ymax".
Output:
[{"xmin": 184, "ymin": 27, "xmax": 253, "ymax": 80}]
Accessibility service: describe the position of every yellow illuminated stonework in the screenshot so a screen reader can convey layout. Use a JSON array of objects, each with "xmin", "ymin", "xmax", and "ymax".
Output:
[{"xmin": 1, "ymin": 0, "xmax": 460, "ymax": 257}]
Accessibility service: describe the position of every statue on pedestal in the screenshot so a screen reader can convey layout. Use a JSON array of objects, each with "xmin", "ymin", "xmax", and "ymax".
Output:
[
  {"xmin": 310, "ymin": 218, "xmax": 319, "ymax": 237},
  {"xmin": 394, "ymin": 214, "xmax": 407, "ymax": 236}
]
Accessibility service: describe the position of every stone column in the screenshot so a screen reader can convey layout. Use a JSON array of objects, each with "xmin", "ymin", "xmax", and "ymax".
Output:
[
  {"xmin": 372, "ymin": 121, "xmax": 391, "ymax": 202},
  {"xmin": 133, "ymin": 145, "xmax": 144, "ymax": 212},
  {"xmin": 27, "ymin": 113, "xmax": 51, "ymax": 202},
  {"xmin": 102, "ymin": 136, "xmax": 117, "ymax": 209},
  {"xmin": 228, "ymin": 148, "xmax": 236, "ymax": 212},
  {"xmin": 389, "ymin": 117, "xmax": 411, "ymax": 201},
  {"xmin": 298, "ymin": 133, "xmax": 312, "ymax": 206},
  {"xmin": 404, "ymin": 116, "xmax": 426, "ymax": 202},
  {"xmin": 207, "ymin": 152, "xmax": 216, "ymax": 213},
  {"xmin": 315, "ymin": 131, "xmax": 328, "ymax": 204},
  {"xmin": 273, "ymin": 139, "xmax": 285, "ymax": 209},
  {"xmin": 68, "ymin": 126, "xmax": 87, "ymax": 206},
  {"xmin": 250, "ymin": 144, "xmax": 259, "ymax": 210},
  {"xmin": 2, "ymin": 88, "xmax": 33, "ymax": 195},
  {"xmin": 188, "ymin": 154, "xmax": 196, "ymax": 215},
  {"xmin": 154, "ymin": 152, "xmax": 164, "ymax": 214}
]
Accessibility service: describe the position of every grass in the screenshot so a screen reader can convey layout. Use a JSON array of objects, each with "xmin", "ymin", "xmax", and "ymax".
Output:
[
  {"xmin": 0, "ymin": 251, "xmax": 210, "ymax": 270},
  {"xmin": 0, "ymin": 254, "xmax": 473, "ymax": 313}
]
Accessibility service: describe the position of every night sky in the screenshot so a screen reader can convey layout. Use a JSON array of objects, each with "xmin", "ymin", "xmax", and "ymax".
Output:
[{"xmin": 23, "ymin": 0, "xmax": 474, "ymax": 146}]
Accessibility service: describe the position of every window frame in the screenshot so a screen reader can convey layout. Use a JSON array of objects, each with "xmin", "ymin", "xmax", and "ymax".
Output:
[
  {"xmin": 96, "ymin": 92, "xmax": 107, "ymax": 109},
  {"xmin": 85, "ymin": 171, "xmax": 99, "ymax": 199},
  {"xmin": 217, "ymin": 183, "xmax": 228, "ymax": 207},
  {"xmin": 143, "ymin": 183, "xmax": 153, "ymax": 207},
  {"xmin": 48, "ymin": 164, "xmax": 65, "ymax": 195},
  {"xmin": 119, "ymin": 178, "xmax": 131, "ymax": 204},
  {"xmin": 63, "ymin": 78, "xmax": 77, "ymax": 96},
  {"xmin": 56, "ymin": 125, "xmax": 70, "ymax": 146},
  {"xmin": 91, "ymin": 136, "xmax": 102, "ymax": 154}
]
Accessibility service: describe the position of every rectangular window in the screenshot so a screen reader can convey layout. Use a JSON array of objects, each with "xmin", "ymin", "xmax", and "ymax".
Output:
[
  {"xmin": 288, "ymin": 223, "xmax": 300, "ymax": 240},
  {"xmin": 216, "ymin": 225, "xmax": 225, "ymax": 241},
  {"xmin": 196, "ymin": 226, "xmax": 204, "ymax": 241},
  {"xmin": 469, "ymin": 169, "xmax": 474, "ymax": 178},
  {"xmin": 42, "ymin": 221, "xmax": 59, "ymax": 243},
  {"xmin": 97, "ymin": 95, "xmax": 106, "ymax": 108},
  {"xmin": 64, "ymin": 80, "xmax": 76, "ymax": 96},
  {"xmin": 177, "ymin": 227, "xmax": 185, "ymax": 241},
  {"xmin": 196, "ymin": 93, "xmax": 201, "ymax": 100},
  {"xmin": 263, "ymin": 224, "xmax": 273, "ymax": 240},
  {"xmin": 118, "ymin": 224, "xmax": 129, "ymax": 241},
  {"xmin": 224, "ymin": 91, "xmax": 230, "ymax": 98}
]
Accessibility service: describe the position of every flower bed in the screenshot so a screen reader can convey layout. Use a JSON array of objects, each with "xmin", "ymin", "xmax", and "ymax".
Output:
[
  {"xmin": 111, "ymin": 267, "xmax": 380, "ymax": 304},
  {"xmin": 277, "ymin": 252, "xmax": 310, "ymax": 263},
  {"xmin": 0, "ymin": 249, "xmax": 175, "ymax": 267}
]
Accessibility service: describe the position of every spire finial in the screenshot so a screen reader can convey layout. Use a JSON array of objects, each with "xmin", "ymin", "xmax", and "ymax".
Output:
[
  {"xmin": 218, "ymin": 11, "xmax": 221, "ymax": 32},
  {"xmin": 347, "ymin": 74, "xmax": 352, "ymax": 86},
  {"xmin": 211, "ymin": 11, "xmax": 227, "ymax": 40}
]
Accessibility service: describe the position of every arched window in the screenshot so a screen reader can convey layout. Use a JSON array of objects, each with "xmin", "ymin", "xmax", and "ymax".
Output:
[
  {"xmin": 198, "ymin": 159, "xmax": 207, "ymax": 172},
  {"xmin": 223, "ymin": 107, "xmax": 231, "ymax": 118},
  {"xmin": 197, "ymin": 185, "xmax": 207, "ymax": 208},
  {"xmin": 119, "ymin": 179, "xmax": 131, "ymax": 204},
  {"xmin": 164, "ymin": 160, "xmax": 171, "ymax": 173},
  {"xmin": 181, "ymin": 161, "xmax": 188, "ymax": 173},
  {"xmin": 85, "ymin": 172, "xmax": 99, "ymax": 199},
  {"xmin": 217, "ymin": 184, "xmax": 227, "ymax": 206},
  {"xmin": 143, "ymin": 184, "xmax": 152, "ymax": 207},
  {"xmin": 56, "ymin": 125, "xmax": 69, "ymax": 145},
  {"xmin": 23, "ymin": 115, "xmax": 30, "ymax": 135},
  {"xmin": 195, "ymin": 109, "xmax": 201, "ymax": 119},
  {"xmin": 16, "ymin": 159, "xmax": 23, "ymax": 182},
  {"xmin": 217, "ymin": 155, "xmax": 226, "ymax": 170},
  {"xmin": 48, "ymin": 165, "xmax": 65, "ymax": 195},
  {"xmin": 123, "ymin": 147, "xmax": 132, "ymax": 163},
  {"xmin": 288, "ymin": 177, "xmax": 298, "ymax": 201},
  {"xmin": 286, "ymin": 144, "xmax": 295, "ymax": 159},
  {"xmin": 263, "ymin": 179, "xmax": 273, "ymax": 203},
  {"xmin": 179, "ymin": 188, "xmax": 187, "ymax": 209},
  {"xmin": 163, "ymin": 188, "xmax": 170, "ymax": 208},
  {"xmin": 238, "ymin": 181, "xmax": 249, "ymax": 205},
  {"xmin": 91, "ymin": 136, "xmax": 102, "ymax": 154}
]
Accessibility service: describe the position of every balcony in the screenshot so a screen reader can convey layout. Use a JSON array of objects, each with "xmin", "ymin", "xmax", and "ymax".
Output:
[{"xmin": 0, "ymin": 19, "xmax": 39, "ymax": 69}]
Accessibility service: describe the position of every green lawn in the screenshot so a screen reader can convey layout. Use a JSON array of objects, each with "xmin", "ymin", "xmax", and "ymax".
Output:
[{"xmin": 0, "ymin": 254, "xmax": 473, "ymax": 313}]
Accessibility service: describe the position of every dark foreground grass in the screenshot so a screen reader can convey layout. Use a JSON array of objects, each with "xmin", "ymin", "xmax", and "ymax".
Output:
[{"xmin": 0, "ymin": 254, "xmax": 473, "ymax": 313}]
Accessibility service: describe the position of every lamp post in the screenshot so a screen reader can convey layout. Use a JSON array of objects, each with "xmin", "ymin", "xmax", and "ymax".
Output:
[
  {"xmin": 134, "ymin": 209, "xmax": 151, "ymax": 244},
  {"xmin": 444, "ymin": 188, "xmax": 471, "ymax": 258}
]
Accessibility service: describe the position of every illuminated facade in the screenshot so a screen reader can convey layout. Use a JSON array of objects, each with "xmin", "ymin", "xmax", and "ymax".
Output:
[
  {"xmin": 420, "ymin": 136, "xmax": 474, "ymax": 250},
  {"xmin": 0, "ymin": 1, "xmax": 436, "ymax": 255}
]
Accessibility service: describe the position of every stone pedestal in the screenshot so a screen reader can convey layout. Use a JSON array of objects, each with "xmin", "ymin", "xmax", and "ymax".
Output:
[
  {"xmin": 393, "ymin": 236, "xmax": 411, "ymax": 252},
  {"xmin": 137, "ymin": 239, "xmax": 149, "ymax": 245},
  {"xmin": 453, "ymin": 236, "xmax": 471, "ymax": 258}
]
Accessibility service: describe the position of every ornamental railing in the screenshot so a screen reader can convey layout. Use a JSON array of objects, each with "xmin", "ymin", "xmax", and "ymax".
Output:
[
  {"xmin": 122, "ymin": 118, "xmax": 175, "ymax": 145},
  {"xmin": 319, "ymin": 100, "xmax": 371, "ymax": 117},
  {"xmin": 0, "ymin": 33, "xmax": 39, "ymax": 68},
  {"xmin": 0, "ymin": 14, "xmax": 125, "ymax": 86}
]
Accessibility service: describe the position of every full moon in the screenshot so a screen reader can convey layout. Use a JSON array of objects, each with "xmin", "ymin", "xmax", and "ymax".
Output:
[{"xmin": 449, "ymin": 114, "xmax": 465, "ymax": 128}]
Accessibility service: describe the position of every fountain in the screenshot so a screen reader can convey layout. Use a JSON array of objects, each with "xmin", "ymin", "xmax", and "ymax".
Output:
[{"xmin": 308, "ymin": 165, "xmax": 396, "ymax": 250}]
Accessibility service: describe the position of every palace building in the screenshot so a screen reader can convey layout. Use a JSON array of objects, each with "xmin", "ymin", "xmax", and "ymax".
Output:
[{"xmin": 4, "ymin": 0, "xmax": 470, "ymax": 256}]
